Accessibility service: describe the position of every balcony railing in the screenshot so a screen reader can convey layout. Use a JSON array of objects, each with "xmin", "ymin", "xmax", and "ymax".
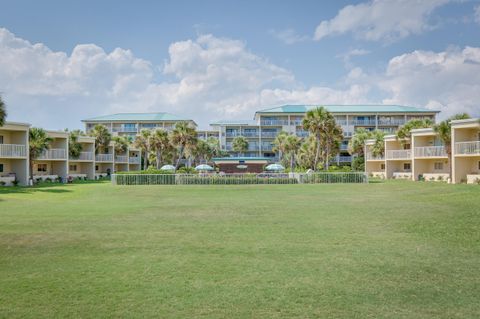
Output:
[
  {"xmin": 37, "ymin": 149, "xmax": 67, "ymax": 160},
  {"xmin": 260, "ymin": 120, "xmax": 289, "ymax": 126},
  {"xmin": 296, "ymin": 131, "xmax": 309, "ymax": 138},
  {"xmin": 350, "ymin": 119, "xmax": 377, "ymax": 126},
  {"xmin": 261, "ymin": 132, "xmax": 278, "ymax": 138},
  {"xmin": 112, "ymin": 126, "xmax": 138, "ymax": 133},
  {"xmin": 0, "ymin": 144, "xmax": 27, "ymax": 158},
  {"xmin": 385, "ymin": 149, "xmax": 412, "ymax": 160},
  {"xmin": 378, "ymin": 119, "xmax": 405, "ymax": 126},
  {"xmin": 115, "ymin": 155, "xmax": 128, "ymax": 163},
  {"xmin": 95, "ymin": 154, "xmax": 114, "ymax": 162},
  {"xmin": 455, "ymin": 141, "xmax": 480, "ymax": 155},
  {"xmin": 69, "ymin": 152, "xmax": 94, "ymax": 161},
  {"xmin": 129, "ymin": 157, "xmax": 141, "ymax": 164},
  {"xmin": 242, "ymin": 132, "xmax": 259, "ymax": 137},
  {"xmin": 414, "ymin": 146, "xmax": 447, "ymax": 158},
  {"xmin": 366, "ymin": 153, "xmax": 385, "ymax": 161}
]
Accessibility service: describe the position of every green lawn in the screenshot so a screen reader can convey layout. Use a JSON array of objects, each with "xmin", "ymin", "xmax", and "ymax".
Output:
[{"xmin": 0, "ymin": 181, "xmax": 479, "ymax": 318}]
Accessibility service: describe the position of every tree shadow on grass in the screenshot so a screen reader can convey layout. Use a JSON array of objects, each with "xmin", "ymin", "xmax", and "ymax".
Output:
[{"xmin": 0, "ymin": 180, "xmax": 109, "ymax": 195}]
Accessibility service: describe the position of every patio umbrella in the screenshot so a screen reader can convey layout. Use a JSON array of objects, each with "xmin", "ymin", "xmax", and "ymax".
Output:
[
  {"xmin": 160, "ymin": 164, "xmax": 176, "ymax": 171},
  {"xmin": 195, "ymin": 164, "xmax": 214, "ymax": 171},
  {"xmin": 265, "ymin": 163, "xmax": 285, "ymax": 171}
]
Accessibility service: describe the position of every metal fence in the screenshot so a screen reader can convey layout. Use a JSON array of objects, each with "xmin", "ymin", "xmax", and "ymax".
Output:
[{"xmin": 112, "ymin": 172, "xmax": 368, "ymax": 185}]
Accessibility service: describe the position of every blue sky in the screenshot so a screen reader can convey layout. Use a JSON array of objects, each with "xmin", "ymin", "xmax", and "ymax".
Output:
[{"xmin": 1, "ymin": 0, "xmax": 479, "ymax": 129}]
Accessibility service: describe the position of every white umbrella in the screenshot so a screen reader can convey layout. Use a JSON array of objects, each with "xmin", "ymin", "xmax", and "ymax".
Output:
[
  {"xmin": 160, "ymin": 164, "xmax": 176, "ymax": 171},
  {"xmin": 265, "ymin": 163, "xmax": 285, "ymax": 171},
  {"xmin": 195, "ymin": 164, "xmax": 214, "ymax": 171}
]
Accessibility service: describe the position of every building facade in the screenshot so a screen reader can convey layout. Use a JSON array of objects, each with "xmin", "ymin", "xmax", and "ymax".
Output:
[
  {"xmin": 82, "ymin": 112, "xmax": 197, "ymax": 140},
  {"xmin": 210, "ymin": 105, "xmax": 438, "ymax": 164},
  {"xmin": 0, "ymin": 122, "xmax": 30, "ymax": 186}
]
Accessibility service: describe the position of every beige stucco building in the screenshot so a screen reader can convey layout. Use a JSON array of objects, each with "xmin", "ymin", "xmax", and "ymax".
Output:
[
  {"xmin": 0, "ymin": 122, "xmax": 30, "ymax": 186},
  {"xmin": 451, "ymin": 118, "xmax": 480, "ymax": 184}
]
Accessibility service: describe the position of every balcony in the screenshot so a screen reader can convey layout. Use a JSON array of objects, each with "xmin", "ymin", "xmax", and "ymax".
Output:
[
  {"xmin": 242, "ymin": 132, "xmax": 259, "ymax": 138},
  {"xmin": 414, "ymin": 146, "xmax": 447, "ymax": 158},
  {"xmin": 290, "ymin": 120, "xmax": 303, "ymax": 126},
  {"xmin": 112, "ymin": 126, "xmax": 138, "ymax": 133},
  {"xmin": 95, "ymin": 154, "xmax": 114, "ymax": 162},
  {"xmin": 37, "ymin": 149, "xmax": 67, "ymax": 160},
  {"xmin": 129, "ymin": 157, "xmax": 141, "ymax": 164},
  {"xmin": 350, "ymin": 119, "xmax": 377, "ymax": 126},
  {"xmin": 378, "ymin": 119, "xmax": 405, "ymax": 126},
  {"xmin": 455, "ymin": 141, "xmax": 480, "ymax": 156},
  {"xmin": 385, "ymin": 149, "xmax": 412, "ymax": 160},
  {"xmin": 0, "ymin": 144, "xmax": 27, "ymax": 158},
  {"xmin": 261, "ymin": 132, "xmax": 278, "ymax": 138},
  {"xmin": 366, "ymin": 153, "xmax": 385, "ymax": 161},
  {"xmin": 261, "ymin": 144, "xmax": 273, "ymax": 151},
  {"xmin": 340, "ymin": 144, "xmax": 348, "ymax": 151},
  {"xmin": 260, "ymin": 120, "xmax": 289, "ymax": 126},
  {"xmin": 69, "ymin": 152, "xmax": 94, "ymax": 161},
  {"xmin": 225, "ymin": 132, "xmax": 240, "ymax": 138},
  {"xmin": 115, "ymin": 155, "xmax": 129, "ymax": 163}
]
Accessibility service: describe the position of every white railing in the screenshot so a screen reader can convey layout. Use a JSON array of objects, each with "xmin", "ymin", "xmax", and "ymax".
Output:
[
  {"xmin": 385, "ymin": 149, "xmax": 411, "ymax": 160},
  {"xmin": 37, "ymin": 149, "xmax": 67, "ymax": 160},
  {"xmin": 0, "ymin": 144, "xmax": 27, "ymax": 158},
  {"xmin": 350, "ymin": 119, "xmax": 376, "ymax": 126},
  {"xmin": 112, "ymin": 172, "xmax": 368, "ymax": 185},
  {"xmin": 378, "ymin": 119, "xmax": 405, "ymax": 126},
  {"xmin": 366, "ymin": 153, "xmax": 385, "ymax": 161},
  {"xmin": 261, "ymin": 132, "xmax": 278, "ymax": 138},
  {"xmin": 260, "ymin": 120, "xmax": 289, "ymax": 126},
  {"xmin": 115, "ymin": 155, "xmax": 128, "ymax": 163},
  {"xmin": 95, "ymin": 154, "xmax": 114, "ymax": 162},
  {"xmin": 455, "ymin": 141, "xmax": 480, "ymax": 155},
  {"xmin": 69, "ymin": 152, "xmax": 94, "ymax": 161},
  {"xmin": 129, "ymin": 157, "xmax": 141, "ymax": 164},
  {"xmin": 414, "ymin": 146, "xmax": 447, "ymax": 158}
]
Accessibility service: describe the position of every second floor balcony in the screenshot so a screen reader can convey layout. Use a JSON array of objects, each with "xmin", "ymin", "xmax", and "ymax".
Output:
[
  {"xmin": 414, "ymin": 146, "xmax": 447, "ymax": 158},
  {"xmin": 0, "ymin": 144, "xmax": 27, "ymax": 158},
  {"xmin": 385, "ymin": 149, "xmax": 412, "ymax": 160},
  {"xmin": 260, "ymin": 119, "xmax": 289, "ymax": 126},
  {"xmin": 366, "ymin": 152, "xmax": 385, "ymax": 161},
  {"xmin": 37, "ymin": 149, "xmax": 67, "ymax": 160},
  {"xmin": 129, "ymin": 157, "xmax": 141, "ymax": 164},
  {"xmin": 69, "ymin": 152, "xmax": 94, "ymax": 161},
  {"xmin": 115, "ymin": 155, "xmax": 129, "ymax": 163},
  {"xmin": 95, "ymin": 154, "xmax": 114, "ymax": 162},
  {"xmin": 455, "ymin": 141, "xmax": 480, "ymax": 156}
]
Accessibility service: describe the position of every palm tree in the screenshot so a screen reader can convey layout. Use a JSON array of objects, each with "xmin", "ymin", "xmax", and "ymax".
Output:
[
  {"xmin": 297, "ymin": 136, "xmax": 317, "ymax": 170},
  {"xmin": 171, "ymin": 122, "xmax": 198, "ymax": 169},
  {"xmin": 396, "ymin": 118, "xmax": 433, "ymax": 141},
  {"xmin": 149, "ymin": 128, "xmax": 170, "ymax": 169},
  {"xmin": 232, "ymin": 136, "xmax": 248, "ymax": 156},
  {"xmin": 434, "ymin": 113, "xmax": 471, "ymax": 181},
  {"xmin": 0, "ymin": 95, "xmax": 6, "ymax": 126},
  {"xmin": 29, "ymin": 127, "xmax": 53, "ymax": 182},
  {"xmin": 347, "ymin": 128, "xmax": 371, "ymax": 156},
  {"xmin": 302, "ymin": 106, "xmax": 342, "ymax": 170},
  {"xmin": 68, "ymin": 130, "xmax": 83, "ymax": 159},
  {"xmin": 112, "ymin": 136, "xmax": 129, "ymax": 154},
  {"xmin": 89, "ymin": 124, "xmax": 112, "ymax": 153},
  {"xmin": 284, "ymin": 134, "xmax": 302, "ymax": 172},
  {"xmin": 206, "ymin": 137, "xmax": 227, "ymax": 158},
  {"xmin": 370, "ymin": 130, "xmax": 386, "ymax": 158},
  {"xmin": 134, "ymin": 129, "xmax": 151, "ymax": 169},
  {"xmin": 272, "ymin": 131, "xmax": 289, "ymax": 164}
]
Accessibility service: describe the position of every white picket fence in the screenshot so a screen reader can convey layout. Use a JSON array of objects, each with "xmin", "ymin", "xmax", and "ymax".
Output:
[{"xmin": 111, "ymin": 172, "xmax": 368, "ymax": 185}]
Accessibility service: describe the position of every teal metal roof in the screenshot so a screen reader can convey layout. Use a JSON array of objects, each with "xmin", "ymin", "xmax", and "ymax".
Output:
[
  {"xmin": 83, "ymin": 112, "xmax": 193, "ymax": 122},
  {"xmin": 256, "ymin": 105, "xmax": 439, "ymax": 114},
  {"xmin": 210, "ymin": 119, "xmax": 258, "ymax": 126}
]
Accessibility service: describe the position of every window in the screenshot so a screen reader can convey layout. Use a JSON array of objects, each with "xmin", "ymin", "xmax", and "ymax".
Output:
[
  {"xmin": 434, "ymin": 162, "xmax": 443, "ymax": 170},
  {"xmin": 69, "ymin": 165, "xmax": 77, "ymax": 171},
  {"xmin": 37, "ymin": 164, "xmax": 47, "ymax": 172},
  {"xmin": 478, "ymin": 161, "xmax": 480, "ymax": 170},
  {"xmin": 380, "ymin": 164, "xmax": 385, "ymax": 170},
  {"xmin": 403, "ymin": 163, "xmax": 411, "ymax": 171},
  {"xmin": 0, "ymin": 163, "xmax": 3, "ymax": 173},
  {"xmin": 0, "ymin": 135, "xmax": 3, "ymax": 144},
  {"xmin": 95, "ymin": 165, "xmax": 99, "ymax": 171},
  {"xmin": 404, "ymin": 143, "xmax": 411, "ymax": 150}
]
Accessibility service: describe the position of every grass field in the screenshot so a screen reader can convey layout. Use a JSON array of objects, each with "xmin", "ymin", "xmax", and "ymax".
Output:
[{"xmin": 0, "ymin": 181, "xmax": 479, "ymax": 318}]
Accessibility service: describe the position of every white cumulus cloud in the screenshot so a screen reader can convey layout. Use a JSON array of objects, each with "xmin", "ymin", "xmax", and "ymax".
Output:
[{"xmin": 314, "ymin": 0, "xmax": 451, "ymax": 42}]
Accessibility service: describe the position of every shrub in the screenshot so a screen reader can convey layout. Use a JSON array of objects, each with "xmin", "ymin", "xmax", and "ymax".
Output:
[
  {"xmin": 0, "ymin": 181, "xmax": 6, "ymax": 186},
  {"xmin": 12, "ymin": 179, "xmax": 19, "ymax": 186}
]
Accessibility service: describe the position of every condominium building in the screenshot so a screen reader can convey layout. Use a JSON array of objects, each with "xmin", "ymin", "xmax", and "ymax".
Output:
[
  {"xmin": 33, "ymin": 130, "xmax": 69, "ymax": 182},
  {"xmin": 82, "ymin": 112, "xmax": 197, "ymax": 139},
  {"xmin": 366, "ymin": 129, "xmax": 450, "ymax": 182},
  {"xmin": 451, "ymin": 118, "xmax": 480, "ymax": 184},
  {"xmin": 0, "ymin": 122, "xmax": 30, "ymax": 186},
  {"xmin": 68, "ymin": 136, "xmax": 96, "ymax": 180},
  {"xmin": 210, "ymin": 105, "xmax": 438, "ymax": 163}
]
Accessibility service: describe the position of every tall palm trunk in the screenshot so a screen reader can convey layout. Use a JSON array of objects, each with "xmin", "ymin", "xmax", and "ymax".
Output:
[
  {"xmin": 175, "ymin": 146, "xmax": 184, "ymax": 169},
  {"xmin": 143, "ymin": 150, "xmax": 149, "ymax": 170},
  {"xmin": 314, "ymin": 135, "xmax": 321, "ymax": 171},
  {"xmin": 156, "ymin": 150, "xmax": 162, "ymax": 169},
  {"xmin": 290, "ymin": 153, "xmax": 295, "ymax": 172},
  {"xmin": 446, "ymin": 145, "xmax": 452, "ymax": 182}
]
